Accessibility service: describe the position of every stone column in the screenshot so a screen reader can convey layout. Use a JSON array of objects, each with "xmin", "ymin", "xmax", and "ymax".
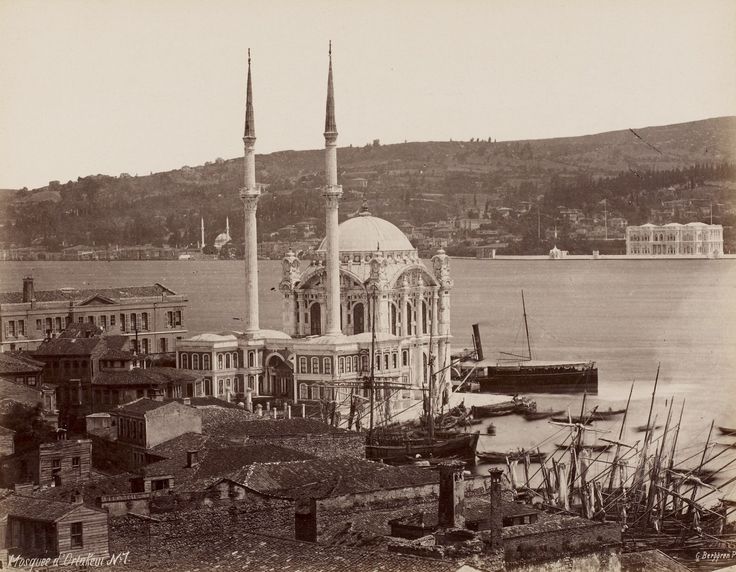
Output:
[
  {"xmin": 488, "ymin": 468, "xmax": 503, "ymax": 550},
  {"xmin": 438, "ymin": 461, "xmax": 465, "ymax": 529}
]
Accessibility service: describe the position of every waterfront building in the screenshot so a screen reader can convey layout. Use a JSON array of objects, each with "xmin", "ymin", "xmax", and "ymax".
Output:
[
  {"xmin": 625, "ymin": 222, "xmax": 724, "ymax": 256},
  {"xmin": 176, "ymin": 48, "xmax": 452, "ymax": 420},
  {"xmin": 0, "ymin": 277, "xmax": 188, "ymax": 353}
]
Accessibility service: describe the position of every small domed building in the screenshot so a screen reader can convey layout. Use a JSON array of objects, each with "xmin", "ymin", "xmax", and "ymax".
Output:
[{"xmin": 175, "ymin": 49, "xmax": 452, "ymax": 422}]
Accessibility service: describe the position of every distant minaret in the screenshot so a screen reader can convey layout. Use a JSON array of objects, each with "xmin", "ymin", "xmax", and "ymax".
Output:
[
  {"xmin": 240, "ymin": 49, "xmax": 260, "ymax": 333},
  {"xmin": 226, "ymin": 216, "xmax": 230, "ymax": 239},
  {"xmin": 200, "ymin": 217, "xmax": 205, "ymax": 249},
  {"xmin": 323, "ymin": 41, "xmax": 343, "ymax": 336}
]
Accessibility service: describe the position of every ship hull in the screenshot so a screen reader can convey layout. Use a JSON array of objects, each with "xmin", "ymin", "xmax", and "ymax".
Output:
[
  {"xmin": 365, "ymin": 432, "xmax": 480, "ymax": 463},
  {"xmin": 474, "ymin": 365, "xmax": 598, "ymax": 395}
]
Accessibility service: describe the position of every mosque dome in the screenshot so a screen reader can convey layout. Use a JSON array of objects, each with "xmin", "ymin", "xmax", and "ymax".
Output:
[
  {"xmin": 318, "ymin": 213, "xmax": 414, "ymax": 253},
  {"xmin": 214, "ymin": 232, "xmax": 231, "ymax": 251}
]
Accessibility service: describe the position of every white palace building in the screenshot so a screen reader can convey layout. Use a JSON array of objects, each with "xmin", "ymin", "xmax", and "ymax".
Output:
[
  {"xmin": 174, "ymin": 48, "xmax": 452, "ymax": 418},
  {"xmin": 625, "ymin": 222, "xmax": 724, "ymax": 256}
]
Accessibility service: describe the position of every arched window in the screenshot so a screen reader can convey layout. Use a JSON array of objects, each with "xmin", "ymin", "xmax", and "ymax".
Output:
[
  {"xmin": 192, "ymin": 354, "xmax": 199, "ymax": 370},
  {"xmin": 392, "ymin": 353, "xmax": 398, "ymax": 369},
  {"xmin": 217, "ymin": 354, "xmax": 224, "ymax": 370},
  {"xmin": 353, "ymin": 303, "xmax": 365, "ymax": 334},
  {"xmin": 345, "ymin": 357, "xmax": 352, "ymax": 373},
  {"xmin": 422, "ymin": 301, "xmax": 428, "ymax": 334},
  {"xmin": 231, "ymin": 352, "xmax": 238, "ymax": 368},
  {"xmin": 375, "ymin": 354, "xmax": 381, "ymax": 370},
  {"xmin": 141, "ymin": 312, "xmax": 149, "ymax": 330},
  {"xmin": 406, "ymin": 302, "xmax": 413, "ymax": 335},
  {"xmin": 249, "ymin": 351, "xmax": 255, "ymax": 367},
  {"xmin": 323, "ymin": 357, "xmax": 332, "ymax": 374},
  {"xmin": 389, "ymin": 302, "xmax": 397, "ymax": 335},
  {"xmin": 309, "ymin": 303, "xmax": 322, "ymax": 336},
  {"xmin": 299, "ymin": 357, "xmax": 307, "ymax": 373},
  {"xmin": 203, "ymin": 354, "xmax": 210, "ymax": 370},
  {"xmin": 338, "ymin": 357, "xmax": 345, "ymax": 374},
  {"xmin": 423, "ymin": 352, "xmax": 428, "ymax": 383},
  {"xmin": 225, "ymin": 354, "xmax": 231, "ymax": 369},
  {"xmin": 384, "ymin": 354, "xmax": 389, "ymax": 370},
  {"xmin": 300, "ymin": 383, "xmax": 308, "ymax": 400},
  {"xmin": 181, "ymin": 354, "xmax": 188, "ymax": 369},
  {"xmin": 361, "ymin": 354, "xmax": 369, "ymax": 372},
  {"xmin": 311, "ymin": 357, "xmax": 319, "ymax": 373},
  {"xmin": 310, "ymin": 385, "xmax": 321, "ymax": 400},
  {"xmin": 352, "ymin": 356, "xmax": 358, "ymax": 372}
]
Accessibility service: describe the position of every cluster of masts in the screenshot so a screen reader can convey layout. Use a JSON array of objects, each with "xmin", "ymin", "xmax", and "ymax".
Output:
[{"xmin": 504, "ymin": 365, "xmax": 735, "ymax": 551}]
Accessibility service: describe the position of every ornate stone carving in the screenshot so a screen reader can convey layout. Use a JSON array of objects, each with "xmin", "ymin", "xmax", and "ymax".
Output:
[
  {"xmin": 279, "ymin": 250, "xmax": 300, "ymax": 294},
  {"xmin": 432, "ymin": 248, "xmax": 453, "ymax": 289}
]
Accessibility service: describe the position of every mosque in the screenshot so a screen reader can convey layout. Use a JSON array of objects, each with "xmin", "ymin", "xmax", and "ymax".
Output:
[{"xmin": 175, "ymin": 48, "xmax": 453, "ymax": 421}]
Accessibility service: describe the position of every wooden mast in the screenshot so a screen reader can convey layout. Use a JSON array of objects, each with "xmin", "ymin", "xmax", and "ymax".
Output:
[
  {"xmin": 521, "ymin": 290, "xmax": 532, "ymax": 360},
  {"xmin": 609, "ymin": 380, "xmax": 635, "ymax": 491}
]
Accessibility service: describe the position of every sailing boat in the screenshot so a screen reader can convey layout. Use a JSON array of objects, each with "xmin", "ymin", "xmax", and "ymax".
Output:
[
  {"xmin": 454, "ymin": 291, "xmax": 598, "ymax": 394},
  {"xmin": 363, "ymin": 287, "xmax": 479, "ymax": 463}
]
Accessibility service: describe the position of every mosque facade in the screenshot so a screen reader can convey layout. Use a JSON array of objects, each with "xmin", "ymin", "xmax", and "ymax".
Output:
[{"xmin": 175, "ymin": 48, "xmax": 452, "ymax": 421}]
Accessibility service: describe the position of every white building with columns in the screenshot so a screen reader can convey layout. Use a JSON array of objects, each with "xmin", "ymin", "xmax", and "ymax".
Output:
[
  {"xmin": 175, "ymin": 47, "xmax": 452, "ymax": 421},
  {"xmin": 626, "ymin": 222, "xmax": 724, "ymax": 256}
]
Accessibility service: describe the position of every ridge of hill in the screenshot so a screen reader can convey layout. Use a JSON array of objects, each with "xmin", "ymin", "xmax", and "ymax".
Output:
[{"xmin": 2, "ymin": 116, "xmax": 735, "ymax": 252}]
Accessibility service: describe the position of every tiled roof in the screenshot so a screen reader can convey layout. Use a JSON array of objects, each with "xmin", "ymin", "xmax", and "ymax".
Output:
[
  {"xmin": 393, "ymin": 497, "xmax": 539, "ymax": 529},
  {"xmin": 34, "ymin": 330, "xmax": 128, "ymax": 357},
  {"xmin": 0, "ymin": 283, "xmax": 177, "ymax": 305},
  {"xmin": 0, "ymin": 493, "xmax": 95, "ymax": 522},
  {"xmin": 204, "ymin": 416, "xmax": 348, "ymax": 438},
  {"xmin": 31, "ymin": 472, "xmax": 135, "ymax": 504},
  {"xmin": 99, "ymin": 348, "xmax": 134, "ymax": 360},
  {"xmin": 0, "ymin": 352, "xmax": 44, "ymax": 374},
  {"xmin": 113, "ymin": 397, "xmax": 175, "ymax": 415},
  {"xmin": 178, "ymin": 396, "xmax": 243, "ymax": 409},
  {"xmin": 201, "ymin": 407, "xmax": 257, "ymax": 433},
  {"xmin": 142, "ymin": 433, "xmax": 313, "ymax": 492},
  {"xmin": 501, "ymin": 513, "xmax": 594, "ymax": 539},
  {"xmin": 242, "ymin": 456, "xmax": 439, "ymax": 499},
  {"xmin": 94, "ymin": 367, "xmax": 199, "ymax": 387}
]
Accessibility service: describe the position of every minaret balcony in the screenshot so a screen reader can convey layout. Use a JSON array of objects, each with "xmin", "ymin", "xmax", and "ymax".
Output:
[{"xmin": 322, "ymin": 184, "xmax": 343, "ymax": 198}]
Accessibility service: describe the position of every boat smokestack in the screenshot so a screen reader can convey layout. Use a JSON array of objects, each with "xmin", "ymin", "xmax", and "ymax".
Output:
[{"xmin": 472, "ymin": 324, "xmax": 484, "ymax": 361}]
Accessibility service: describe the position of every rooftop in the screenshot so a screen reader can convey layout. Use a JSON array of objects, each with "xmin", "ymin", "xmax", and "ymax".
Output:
[
  {"xmin": 203, "ymin": 416, "xmax": 349, "ymax": 438},
  {"xmin": 34, "ymin": 328, "xmax": 128, "ymax": 357},
  {"xmin": 0, "ymin": 352, "xmax": 44, "ymax": 375},
  {"xmin": 318, "ymin": 214, "xmax": 415, "ymax": 253},
  {"xmin": 114, "ymin": 397, "xmax": 180, "ymax": 416},
  {"xmin": 0, "ymin": 493, "xmax": 103, "ymax": 522},
  {"xmin": 0, "ymin": 283, "xmax": 178, "ymax": 305},
  {"xmin": 94, "ymin": 367, "xmax": 200, "ymax": 387}
]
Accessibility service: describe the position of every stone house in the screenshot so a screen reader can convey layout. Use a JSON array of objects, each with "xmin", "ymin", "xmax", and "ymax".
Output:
[{"xmin": 0, "ymin": 439, "xmax": 91, "ymax": 488}]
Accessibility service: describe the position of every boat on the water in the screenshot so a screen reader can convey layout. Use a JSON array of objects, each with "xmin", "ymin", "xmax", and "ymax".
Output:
[
  {"xmin": 523, "ymin": 409, "xmax": 565, "ymax": 421},
  {"xmin": 551, "ymin": 415, "xmax": 594, "ymax": 425},
  {"xmin": 634, "ymin": 424, "xmax": 662, "ymax": 432},
  {"xmin": 477, "ymin": 450, "xmax": 547, "ymax": 464},
  {"xmin": 452, "ymin": 293, "xmax": 598, "ymax": 395},
  {"xmin": 470, "ymin": 395, "xmax": 536, "ymax": 418},
  {"xmin": 555, "ymin": 442, "xmax": 612, "ymax": 452},
  {"xmin": 366, "ymin": 432, "xmax": 480, "ymax": 463},
  {"xmin": 718, "ymin": 426, "xmax": 736, "ymax": 436}
]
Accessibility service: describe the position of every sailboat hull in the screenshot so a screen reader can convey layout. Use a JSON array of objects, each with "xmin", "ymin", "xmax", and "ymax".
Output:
[{"xmin": 365, "ymin": 432, "xmax": 480, "ymax": 463}]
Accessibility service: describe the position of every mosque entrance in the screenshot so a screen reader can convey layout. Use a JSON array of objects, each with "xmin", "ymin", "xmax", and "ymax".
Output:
[
  {"xmin": 262, "ymin": 354, "xmax": 292, "ymax": 399},
  {"xmin": 353, "ymin": 303, "xmax": 365, "ymax": 334},
  {"xmin": 309, "ymin": 303, "xmax": 322, "ymax": 336}
]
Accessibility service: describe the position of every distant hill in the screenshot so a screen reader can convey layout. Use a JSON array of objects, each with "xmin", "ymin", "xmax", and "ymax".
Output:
[{"xmin": 1, "ymin": 116, "xmax": 735, "ymax": 251}]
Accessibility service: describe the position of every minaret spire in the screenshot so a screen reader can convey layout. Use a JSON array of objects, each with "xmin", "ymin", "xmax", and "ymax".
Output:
[
  {"xmin": 244, "ymin": 49, "xmax": 255, "ymax": 139},
  {"xmin": 240, "ymin": 49, "xmax": 260, "ymax": 334},
  {"xmin": 322, "ymin": 41, "xmax": 343, "ymax": 336},
  {"xmin": 324, "ymin": 41, "xmax": 337, "ymax": 135}
]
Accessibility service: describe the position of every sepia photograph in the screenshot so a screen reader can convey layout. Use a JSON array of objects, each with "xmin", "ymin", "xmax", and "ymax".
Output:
[{"xmin": 0, "ymin": 1, "xmax": 735, "ymax": 570}]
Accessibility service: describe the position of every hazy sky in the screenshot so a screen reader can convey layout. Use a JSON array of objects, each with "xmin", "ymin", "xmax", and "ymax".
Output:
[{"xmin": 1, "ymin": 0, "xmax": 735, "ymax": 189}]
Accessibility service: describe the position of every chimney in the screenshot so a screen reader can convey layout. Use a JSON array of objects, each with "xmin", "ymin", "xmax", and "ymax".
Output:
[
  {"xmin": 488, "ymin": 468, "xmax": 504, "ymax": 550},
  {"xmin": 22, "ymin": 276, "xmax": 35, "ymax": 303},
  {"xmin": 438, "ymin": 460, "xmax": 466, "ymax": 529},
  {"xmin": 186, "ymin": 450, "xmax": 199, "ymax": 468},
  {"xmin": 294, "ymin": 497, "xmax": 318, "ymax": 542},
  {"xmin": 472, "ymin": 324, "xmax": 484, "ymax": 361}
]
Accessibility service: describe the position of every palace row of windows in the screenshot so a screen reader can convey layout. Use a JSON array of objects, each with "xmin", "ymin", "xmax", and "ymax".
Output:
[
  {"xmin": 298, "ymin": 382, "xmax": 411, "ymax": 402},
  {"xmin": 179, "ymin": 350, "xmax": 258, "ymax": 371},
  {"xmin": 297, "ymin": 350, "xmax": 409, "ymax": 375},
  {"xmin": 2, "ymin": 310, "xmax": 183, "ymax": 340}
]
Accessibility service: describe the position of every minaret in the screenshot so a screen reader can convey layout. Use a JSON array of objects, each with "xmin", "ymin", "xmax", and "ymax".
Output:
[
  {"xmin": 323, "ymin": 41, "xmax": 343, "ymax": 336},
  {"xmin": 226, "ymin": 216, "xmax": 230, "ymax": 239},
  {"xmin": 240, "ymin": 49, "xmax": 260, "ymax": 333},
  {"xmin": 200, "ymin": 217, "xmax": 205, "ymax": 250}
]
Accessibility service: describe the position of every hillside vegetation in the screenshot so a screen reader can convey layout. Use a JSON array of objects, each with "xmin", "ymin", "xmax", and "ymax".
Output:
[{"xmin": 2, "ymin": 116, "xmax": 735, "ymax": 251}]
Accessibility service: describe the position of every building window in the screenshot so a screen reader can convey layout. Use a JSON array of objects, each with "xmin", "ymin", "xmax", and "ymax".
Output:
[
  {"xmin": 72, "ymin": 456, "xmax": 80, "ymax": 469},
  {"xmin": 310, "ymin": 385, "xmax": 321, "ymax": 400},
  {"xmin": 338, "ymin": 357, "xmax": 345, "ymax": 374},
  {"xmin": 393, "ymin": 353, "xmax": 398, "ymax": 369},
  {"xmin": 217, "ymin": 354, "xmax": 224, "ymax": 369},
  {"xmin": 345, "ymin": 356, "xmax": 352, "ymax": 373},
  {"xmin": 70, "ymin": 522, "xmax": 83, "ymax": 548},
  {"xmin": 52, "ymin": 458, "xmax": 61, "ymax": 469},
  {"xmin": 7, "ymin": 321, "xmax": 15, "ymax": 337},
  {"xmin": 181, "ymin": 353, "xmax": 188, "ymax": 369},
  {"xmin": 110, "ymin": 314, "xmax": 116, "ymax": 326},
  {"xmin": 323, "ymin": 357, "xmax": 331, "ymax": 374},
  {"xmin": 174, "ymin": 310, "xmax": 182, "ymax": 326},
  {"xmin": 36, "ymin": 319, "xmax": 42, "ymax": 330},
  {"xmin": 159, "ymin": 337, "xmax": 167, "ymax": 353},
  {"xmin": 218, "ymin": 379, "xmax": 224, "ymax": 395},
  {"xmin": 141, "ymin": 338, "xmax": 149, "ymax": 354},
  {"xmin": 142, "ymin": 312, "xmax": 149, "ymax": 330},
  {"xmin": 231, "ymin": 352, "xmax": 238, "ymax": 368},
  {"xmin": 384, "ymin": 354, "xmax": 389, "ymax": 370},
  {"xmin": 203, "ymin": 354, "xmax": 210, "ymax": 369},
  {"xmin": 299, "ymin": 383, "xmax": 308, "ymax": 400},
  {"xmin": 166, "ymin": 311, "xmax": 173, "ymax": 327},
  {"xmin": 45, "ymin": 317, "xmax": 52, "ymax": 333},
  {"xmin": 248, "ymin": 351, "xmax": 255, "ymax": 367},
  {"xmin": 192, "ymin": 354, "xmax": 199, "ymax": 370},
  {"xmin": 352, "ymin": 356, "xmax": 358, "ymax": 372},
  {"xmin": 361, "ymin": 354, "xmax": 369, "ymax": 372},
  {"xmin": 130, "ymin": 313, "xmax": 137, "ymax": 330},
  {"xmin": 18, "ymin": 320, "xmax": 25, "ymax": 336},
  {"xmin": 299, "ymin": 357, "xmax": 307, "ymax": 373},
  {"xmin": 311, "ymin": 357, "xmax": 319, "ymax": 373},
  {"xmin": 226, "ymin": 354, "xmax": 231, "ymax": 369},
  {"xmin": 204, "ymin": 378, "xmax": 213, "ymax": 395},
  {"xmin": 100, "ymin": 315, "xmax": 107, "ymax": 329},
  {"xmin": 120, "ymin": 314, "xmax": 126, "ymax": 332},
  {"xmin": 375, "ymin": 354, "xmax": 381, "ymax": 371},
  {"xmin": 402, "ymin": 350, "xmax": 409, "ymax": 367},
  {"xmin": 78, "ymin": 316, "xmax": 84, "ymax": 324},
  {"xmin": 88, "ymin": 316, "xmax": 95, "ymax": 325}
]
